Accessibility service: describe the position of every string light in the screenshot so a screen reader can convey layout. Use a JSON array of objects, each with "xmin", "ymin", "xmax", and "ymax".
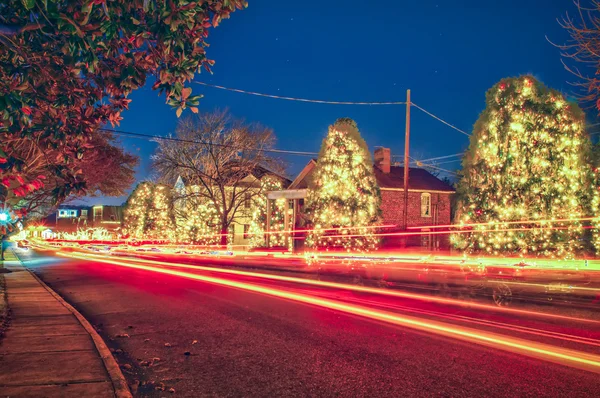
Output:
[
  {"xmin": 306, "ymin": 118, "xmax": 382, "ymax": 251},
  {"xmin": 454, "ymin": 76, "xmax": 600, "ymax": 259}
]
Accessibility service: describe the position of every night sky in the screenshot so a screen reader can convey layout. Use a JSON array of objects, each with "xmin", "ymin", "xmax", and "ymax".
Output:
[{"xmin": 86, "ymin": 0, "xmax": 593, "ymax": 205}]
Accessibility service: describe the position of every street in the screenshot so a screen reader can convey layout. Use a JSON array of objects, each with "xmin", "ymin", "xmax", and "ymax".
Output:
[{"xmin": 14, "ymin": 247, "xmax": 600, "ymax": 397}]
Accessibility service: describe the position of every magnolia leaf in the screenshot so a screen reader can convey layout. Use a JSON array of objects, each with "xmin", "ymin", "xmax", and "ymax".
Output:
[
  {"xmin": 22, "ymin": 0, "xmax": 35, "ymax": 10},
  {"xmin": 181, "ymin": 87, "xmax": 192, "ymax": 100},
  {"xmin": 190, "ymin": 107, "xmax": 198, "ymax": 114},
  {"xmin": 176, "ymin": 107, "xmax": 183, "ymax": 118}
]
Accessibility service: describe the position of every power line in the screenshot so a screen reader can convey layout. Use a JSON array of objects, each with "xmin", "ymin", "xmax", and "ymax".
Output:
[
  {"xmin": 196, "ymin": 81, "xmax": 472, "ymax": 139},
  {"xmin": 195, "ymin": 81, "xmax": 407, "ymax": 106},
  {"xmin": 416, "ymin": 152, "xmax": 465, "ymax": 162},
  {"xmin": 410, "ymin": 103, "xmax": 471, "ymax": 137},
  {"xmin": 100, "ymin": 128, "xmax": 319, "ymax": 157}
]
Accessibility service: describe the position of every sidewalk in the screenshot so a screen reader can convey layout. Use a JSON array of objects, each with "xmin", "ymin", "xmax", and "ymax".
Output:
[{"xmin": 0, "ymin": 249, "xmax": 131, "ymax": 397}]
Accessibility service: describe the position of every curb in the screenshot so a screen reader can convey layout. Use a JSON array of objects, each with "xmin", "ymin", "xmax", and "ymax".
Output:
[{"xmin": 11, "ymin": 249, "xmax": 133, "ymax": 398}]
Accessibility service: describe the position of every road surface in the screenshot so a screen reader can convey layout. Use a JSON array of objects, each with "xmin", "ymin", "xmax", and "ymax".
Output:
[{"xmin": 13, "ymin": 247, "xmax": 600, "ymax": 397}]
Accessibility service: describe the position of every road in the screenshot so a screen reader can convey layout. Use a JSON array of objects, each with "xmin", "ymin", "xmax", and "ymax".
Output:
[{"xmin": 13, "ymin": 247, "xmax": 600, "ymax": 397}]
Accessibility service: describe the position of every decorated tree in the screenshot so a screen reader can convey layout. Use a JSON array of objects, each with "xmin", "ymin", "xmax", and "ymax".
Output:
[
  {"xmin": 145, "ymin": 185, "xmax": 176, "ymax": 240},
  {"xmin": 0, "ymin": 0, "xmax": 246, "ymax": 203},
  {"xmin": 306, "ymin": 118, "xmax": 382, "ymax": 251},
  {"xmin": 174, "ymin": 197, "xmax": 220, "ymax": 245},
  {"xmin": 454, "ymin": 76, "xmax": 600, "ymax": 258},
  {"xmin": 123, "ymin": 182, "xmax": 154, "ymax": 239}
]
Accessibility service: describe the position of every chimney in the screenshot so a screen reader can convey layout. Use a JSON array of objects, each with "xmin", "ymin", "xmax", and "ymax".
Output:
[{"xmin": 374, "ymin": 147, "xmax": 391, "ymax": 174}]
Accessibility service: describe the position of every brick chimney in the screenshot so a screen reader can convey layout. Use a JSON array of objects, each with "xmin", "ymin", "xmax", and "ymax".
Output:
[{"xmin": 374, "ymin": 147, "xmax": 391, "ymax": 174}]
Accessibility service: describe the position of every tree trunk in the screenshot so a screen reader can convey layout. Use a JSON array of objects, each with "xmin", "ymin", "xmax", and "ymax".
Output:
[{"xmin": 220, "ymin": 225, "xmax": 228, "ymax": 247}]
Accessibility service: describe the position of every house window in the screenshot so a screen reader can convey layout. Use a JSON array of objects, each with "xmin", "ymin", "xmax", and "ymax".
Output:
[
  {"xmin": 243, "ymin": 224, "xmax": 250, "ymax": 239},
  {"xmin": 58, "ymin": 209, "xmax": 77, "ymax": 218},
  {"xmin": 244, "ymin": 192, "xmax": 251, "ymax": 209},
  {"xmin": 81, "ymin": 210, "xmax": 88, "ymax": 217},
  {"xmin": 421, "ymin": 193, "xmax": 431, "ymax": 217}
]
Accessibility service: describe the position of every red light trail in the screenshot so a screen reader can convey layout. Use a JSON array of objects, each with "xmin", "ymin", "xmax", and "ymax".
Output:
[{"xmin": 57, "ymin": 251, "xmax": 600, "ymax": 374}]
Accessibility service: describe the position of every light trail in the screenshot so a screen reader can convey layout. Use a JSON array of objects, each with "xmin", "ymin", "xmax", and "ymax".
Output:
[
  {"xmin": 323, "ymin": 224, "xmax": 595, "ymax": 239},
  {"xmin": 58, "ymin": 252, "xmax": 600, "ymax": 373},
  {"xmin": 308, "ymin": 293, "xmax": 600, "ymax": 348},
  {"xmin": 406, "ymin": 216, "xmax": 600, "ymax": 230},
  {"xmin": 62, "ymin": 251, "xmax": 600, "ymax": 324}
]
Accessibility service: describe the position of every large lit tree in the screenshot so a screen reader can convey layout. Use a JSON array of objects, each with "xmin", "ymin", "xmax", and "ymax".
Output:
[
  {"xmin": 306, "ymin": 118, "xmax": 381, "ymax": 251},
  {"xmin": 173, "ymin": 196, "xmax": 220, "ymax": 245},
  {"xmin": 145, "ymin": 184, "xmax": 176, "ymax": 240},
  {"xmin": 124, "ymin": 182, "xmax": 175, "ymax": 240},
  {"xmin": 454, "ymin": 76, "xmax": 600, "ymax": 258},
  {"xmin": 123, "ymin": 182, "xmax": 153, "ymax": 239}
]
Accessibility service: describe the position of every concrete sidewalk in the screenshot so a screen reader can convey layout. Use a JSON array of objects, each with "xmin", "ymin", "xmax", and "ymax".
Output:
[{"xmin": 0, "ymin": 249, "xmax": 131, "ymax": 397}]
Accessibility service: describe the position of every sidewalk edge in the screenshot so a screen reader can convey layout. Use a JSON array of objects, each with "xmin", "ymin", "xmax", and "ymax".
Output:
[{"xmin": 11, "ymin": 250, "xmax": 133, "ymax": 398}]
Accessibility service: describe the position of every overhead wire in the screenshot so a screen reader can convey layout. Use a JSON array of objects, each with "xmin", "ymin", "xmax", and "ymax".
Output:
[
  {"xmin": 195, "ymin": 81, "xmax": 407, "ymax": 106},
  {"xmin": 99, "ymin": 128, "xmax": 319, "ymax": 157},
  {"xmin": 410, "ymin": 102, "xmax": 471, "ymax": 137}
]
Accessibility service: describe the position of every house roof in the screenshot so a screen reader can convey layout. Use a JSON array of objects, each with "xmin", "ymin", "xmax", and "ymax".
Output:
[
  {"xmin": 288, "ymin": 160, "xmax": 455, "ymax": 193},
  {"xmin": 374, "ymin": 166, "xmax": 455, "ymax": 192},
  {"xmin": 175, "ymin": 164, "xmax": 291, "ymax": 188}
]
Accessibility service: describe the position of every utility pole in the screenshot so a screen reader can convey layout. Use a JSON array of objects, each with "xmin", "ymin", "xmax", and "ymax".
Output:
[{"xmin": 402, "ymin": 89, "xmax": 411, "ymax": 230}]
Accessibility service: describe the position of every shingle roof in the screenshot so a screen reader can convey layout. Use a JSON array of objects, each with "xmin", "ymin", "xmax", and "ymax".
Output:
[
  {"xmin": 290, "ymin": 160, "xmax": 455, "ymax": 193},
  {"xmin": 374, "ymin": 166, "xmax": 455, "ymax": 192}
]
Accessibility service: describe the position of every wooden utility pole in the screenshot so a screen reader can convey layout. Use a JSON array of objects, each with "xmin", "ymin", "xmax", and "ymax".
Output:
[{"xmin": 402, "ymin": 89, "xmax": 411, "ymax": 230}]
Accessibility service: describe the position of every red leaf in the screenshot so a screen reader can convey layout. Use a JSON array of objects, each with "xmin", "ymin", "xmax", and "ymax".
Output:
[
  {"xmin": 15, "ymin": 175, "xmax": 24, "ymax": 184},
  {"xmin": 22, "ymin": 106, "xmax": 32, "ymax": 115},
  {"xmin": 0, "ymin": 178, "xmax": 9, "ymax": 187},
  {"xmin": 0, "ymin": 157, "xmax": 7, "ymax": 164}
]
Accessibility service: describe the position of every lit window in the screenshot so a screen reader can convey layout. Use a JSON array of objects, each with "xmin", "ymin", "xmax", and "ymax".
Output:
[
  {"xmin": 69, "ymin": 210, "xmax": 77, "ymax": 217},
  {"xmin": 243, "ymin": 224, "xmax": 250, "ymax": 239},
  {"xmin": 421, "ymin": 193, "xmax": 431, "ymax": 217},
  {"xmin": 244, "ymin": 192, "xmax": 251, "ymax": 208},
  {"xmin": 81, "ymin": 210, "xmax": 88, "ymax": 217}
]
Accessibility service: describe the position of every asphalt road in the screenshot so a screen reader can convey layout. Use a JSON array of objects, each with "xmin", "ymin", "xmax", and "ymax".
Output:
[{"xmin": 14, "ymin": 247, "xmax": 600, "ymax": 397}]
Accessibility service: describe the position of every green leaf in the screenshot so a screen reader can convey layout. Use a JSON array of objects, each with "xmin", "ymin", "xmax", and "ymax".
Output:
[
  {"xmin": 131, "ymin": 17, "xmax": 140, "ymax": 25},
  {"xmin": 22, "ymin": 0, "xmax": 35, "ymax": 10}
]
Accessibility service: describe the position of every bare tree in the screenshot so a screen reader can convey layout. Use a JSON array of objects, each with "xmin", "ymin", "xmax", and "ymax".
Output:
[
  {"xmin": 554, "ymin": 1, "xmax": 600, "ymax": 109},
  {"xmin": 152, "ymin": 109, "xmax": 285, "ymax": 245}
]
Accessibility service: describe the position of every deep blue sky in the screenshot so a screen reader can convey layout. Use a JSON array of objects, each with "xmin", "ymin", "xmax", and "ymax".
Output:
[{"xmin": 85, "ymin": 0, "xmax": 593, "ymax": 205}]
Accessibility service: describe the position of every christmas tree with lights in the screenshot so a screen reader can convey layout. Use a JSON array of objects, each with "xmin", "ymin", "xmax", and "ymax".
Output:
[
  {"xmin": 306, "ymin": 118, "xmax": 382, "ymax": 251},
  {"xmin": 175, "ymin": 198, "xmax": 220, "ymax": 245},
  {"xmin": 454, "ymin": 76, "xmax": 600, "ymax": 258},
  {"xmin": 123, "ymin": 182, "xmax": 153, "ymax": 239},
  {"xmin": 145, "ymin": 184, "xmax": 176, "ymax": 240},
  {"xmin": 124, "ymin": 182, "xmax": 176, "ymax": 241}
]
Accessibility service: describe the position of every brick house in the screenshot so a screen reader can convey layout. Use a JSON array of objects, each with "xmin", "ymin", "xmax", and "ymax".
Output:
[{"xmin": 265, "ymin": 147, "xmax": 455, "ymax": 250}]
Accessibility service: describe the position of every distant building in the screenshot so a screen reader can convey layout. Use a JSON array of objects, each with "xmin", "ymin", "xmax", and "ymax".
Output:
[{"xmin": 44, "ymin": 204, "xmax": 124, "ymax": 236}]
